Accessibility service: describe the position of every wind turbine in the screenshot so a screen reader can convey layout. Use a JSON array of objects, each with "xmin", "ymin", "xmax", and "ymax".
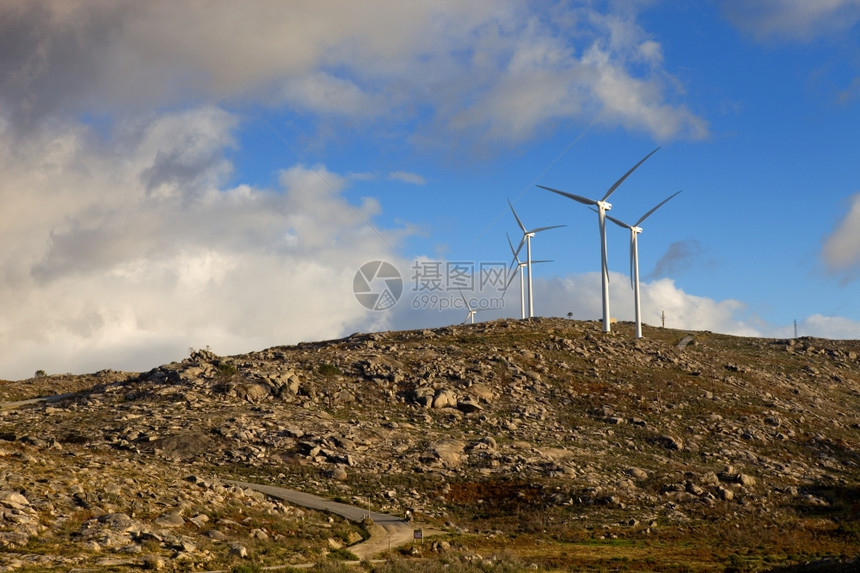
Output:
[
  {"xmin": 504, "ymin": 232, "xmax": 553, "ymax": 320},
  {"xmin": 538, "ymin": 147, "xmax": 660, "ymax": 333},
  {"xmin": 508, "ymin": 199, "xmax": 564, "ymax": 319},
  {"xmin": 459, "ymin": 289, "xmax": 479, "ymax": 324},
  {"xmin": 603, "ymin": 190, "xmax": 681, "ymax": 339}
]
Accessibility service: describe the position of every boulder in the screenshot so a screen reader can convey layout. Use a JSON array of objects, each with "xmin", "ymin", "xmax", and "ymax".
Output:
[
  {"xmin": 232, "ymin": 383, "xmax": 271, "ymax": 402},
  {"xmin": 432, "ymin": 389, "xmax": 457, "ymax": 409},
  {"xmin": 420, "ymin": 440, "xmax": 466, "ymax": 468}
]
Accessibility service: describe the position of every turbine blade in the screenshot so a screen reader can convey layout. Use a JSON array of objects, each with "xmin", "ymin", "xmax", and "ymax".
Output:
[
  {"xmin": 508, "ymin": 199, "xmax": 527, "ymax": 233},
  {"xmin": 506, "ymin": 232, "xmax": 517, "ymax": 257},
  {"xmin": 634, "ymin": 190, "xmax": 682, "ymax": 227},
  {"xmin": 506, "ymin": 232, "xmax": 522, "ymax": 272},
  {"xmin": 601, "ymin": 147, "xmax": 660, "ymax": 201},
  {"xmin": 459, "ymin": 288, "xmax": 469, "ymax": 308},
  {"xmin": 538, "ymin": 185, "xmax": 597, "ymax": 206},
  {"xmin": 531, "ymin": 259, "xmax": 553, "ymax": 264},
  {"xmin": 503, "ymin": 267, "xmax": 519, "ymax": 293},
  {"xmin": 604, "ymin": 212, "xmax": 631, "ymax": 230},
  {"xmin": 530, "ymin": 224, "xmax": 566, "ymax": 234}
]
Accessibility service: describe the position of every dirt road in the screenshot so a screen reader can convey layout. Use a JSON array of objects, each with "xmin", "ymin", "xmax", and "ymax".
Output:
[{"xmin": 225, "ymin": 480, "xmax": 435, "ymax": 560}]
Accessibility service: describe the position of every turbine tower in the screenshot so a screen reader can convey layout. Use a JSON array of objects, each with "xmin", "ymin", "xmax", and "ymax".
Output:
[
  {"xmin": 538, "ymin": 147, "xmax": 659, "ymax": 333},
  {"xmin": 504, "ymin": 232, "xmax": 552, "ymax": 320},
  {"xmin": 603, "ymin": 190, "xmax": 681, "ymax": 339},
  {"xmin": 508, "ymin": 199, "xmax": 564, "ymax": 319}
]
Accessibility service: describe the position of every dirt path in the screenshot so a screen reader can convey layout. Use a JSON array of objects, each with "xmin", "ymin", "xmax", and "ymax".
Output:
[
  {"xmin": 0, "ymin": 392, "xmax": 77, "ymax": 410},
  {"xmin": 225, "ymin": 480, "xmax": 437, "ymax": 560}
]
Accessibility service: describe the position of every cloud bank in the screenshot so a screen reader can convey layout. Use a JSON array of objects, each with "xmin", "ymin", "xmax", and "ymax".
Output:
[
  {"xmin": 0, "ymin": 1, "xmax": 707, "ymax": 143},
  {"xmin": 20, "ymin": 2, "xmax": 860, "ymax": 379},
  {"xmin": 0, "ymin": 108, "xmax": 403, "ymax": 379}
]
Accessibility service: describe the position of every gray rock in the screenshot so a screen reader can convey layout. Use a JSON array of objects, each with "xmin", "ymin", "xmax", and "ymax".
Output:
[
  {"xmin": 98, "ymin": 513, "xmax": 139, "ymax": 533},
  {"xmin": 0, "ymin": 491, "xmax": 30, "ymax": 510},
  {"xmin": 233, "ymin": 383, "xmax": 271, "ymax": 402},
  {"xmin": 432, "ymin": 389, "xmax": 457, "ymax": 409},
  {"xmin": 0, "ymin": 531, "xmax": 32, "ymax": 548},
  {"xmin": 330, "ymin": 466, "xmax": 348, "ymax": 481},
  {"xmin": 466, "ymin": 383, "xmax": 495, "ymax": 402},
  {"xmin": 625, "ymin": 467, "xmax": 648, "ymax": 480},
  {"xmin": 657, "ymin": 435, "xmax": 684, "ymax": 451},
  {"xmin": 229, "ymin": 542, "xmax": 248, "ymax": 557},
  {"xmin": 420, "ymin": 440, "xmax": 465, "ymax": 467},
  {"xmin": 153, "ymin": 512, "xmax": 185, "ymax": 528},
  {"xmin": 334, "ymin": 389, "xmax": 356, "ymax": 405}
]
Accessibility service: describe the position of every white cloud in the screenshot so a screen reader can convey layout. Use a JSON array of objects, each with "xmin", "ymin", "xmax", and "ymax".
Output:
[
  {"xmin": 388, "ymin": 171, "xmax": 427, "ymax": 185},
  {"xmin": 0, "ymin": 107, "xmax": 405, "ymax": 380},
  {"xmin": 526, "ymin": 273, "xmax": 759, "ymax": 335},
  {"xmin": 721, "ymin": 0, "xmax": 860, "ymax": 42},
  {"xmin": 278, "ymin": 72, "xmax": 384, "ymax": 117},
  {"xmin": 799, "ymin": 314, "xmax": 860, "ymax": 338},
  {"xmin": 821, "ymin": 193, "xmax": 860, "ymax": 278},
  {"xmin": 584, "ymin": 45, "xmax": 709, "ymax": 140},
  {"xmin": 0, "ymin": 1, "xmax": 707, "ymax": 144}
]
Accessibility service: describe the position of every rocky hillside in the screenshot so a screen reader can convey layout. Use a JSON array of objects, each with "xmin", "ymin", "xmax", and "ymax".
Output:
[{"xmin": 0, "ymin": 318, "xmax": 858, "ymax": 572}]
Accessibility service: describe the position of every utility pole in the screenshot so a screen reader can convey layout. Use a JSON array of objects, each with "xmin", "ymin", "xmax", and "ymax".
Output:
[
  {"xmin": 661, "ymin": 310, "xmax": 666, "ymax": 329},
  {"xmin": 794, "ymin": 319, "xmax": 797, "ymax": 339}
]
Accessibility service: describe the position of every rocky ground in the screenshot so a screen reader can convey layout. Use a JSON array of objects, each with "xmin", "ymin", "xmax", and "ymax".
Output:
[{"xmin": 0, "ymin": 318, "xmax": 859, "ymax": 571}]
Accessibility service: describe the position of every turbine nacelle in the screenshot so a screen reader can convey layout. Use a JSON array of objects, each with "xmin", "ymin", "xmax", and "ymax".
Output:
[{"xmin": 597, "ymin": 200, "xmax": 612, "ymax": 212}]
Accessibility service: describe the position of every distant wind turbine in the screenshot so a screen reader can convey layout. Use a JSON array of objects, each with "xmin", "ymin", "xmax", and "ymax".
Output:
[
  {"xmin": 508, "ymin": 199, "xmax": 564, "ymax": 319},
  {"xmin": 538, "ymin": 147, "xmax": 660, "ymax": 332},
  {"xmin": 459, "ymin": 289, "xmax": 480, "ymax": 324},
  {"xmin": 504, "ymin": 232, "xmax": 552, "ymax": 320},
  {"xmin": 603, "ymin": 190, "xmax": 681, "ymax": 339}
]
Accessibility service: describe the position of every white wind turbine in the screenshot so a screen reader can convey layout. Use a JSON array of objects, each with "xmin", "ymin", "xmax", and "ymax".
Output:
[
  {"xmin": 504, "ymin": 232, "xmax": 553, "ymax": 320},
  {"xmin": 603, "ymin": 190, "xmax": 681, "ymax": 339},
  {"xmin": 508, "ymin": 199, "xmax": 564, "ymax": 319},
  {"xmin": 538, "ymin": 147, "xmax": 660, "ymax": 333},
  {"xmin": 459, "ymin": 289, "xmax": 480, "ymax": 324}
]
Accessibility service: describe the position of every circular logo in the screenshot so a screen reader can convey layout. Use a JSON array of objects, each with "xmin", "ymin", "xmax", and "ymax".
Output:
[{"xmin": 353, "ymin": 260, "xmax": 403, "ymax": 311}]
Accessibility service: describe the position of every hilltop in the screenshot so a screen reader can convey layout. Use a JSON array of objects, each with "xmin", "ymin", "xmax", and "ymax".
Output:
[{"xmin": 0, "ymin": 318, "xmax": 858, "ymax": 572}]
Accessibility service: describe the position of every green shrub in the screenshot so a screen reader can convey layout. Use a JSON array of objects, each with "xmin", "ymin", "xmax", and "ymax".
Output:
[
  {"xmin": 318, "ymin": 363, "xmax": 341, "ymax": 377},
  {"xmin": 216, "ymin": 362, "xmax": 238, "ymax": 377}
]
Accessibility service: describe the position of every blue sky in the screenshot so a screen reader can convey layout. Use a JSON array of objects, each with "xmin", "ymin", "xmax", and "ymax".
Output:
[{"xmin": 2, "ymin": 1, "xmax": 860, "ymax": 379}]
